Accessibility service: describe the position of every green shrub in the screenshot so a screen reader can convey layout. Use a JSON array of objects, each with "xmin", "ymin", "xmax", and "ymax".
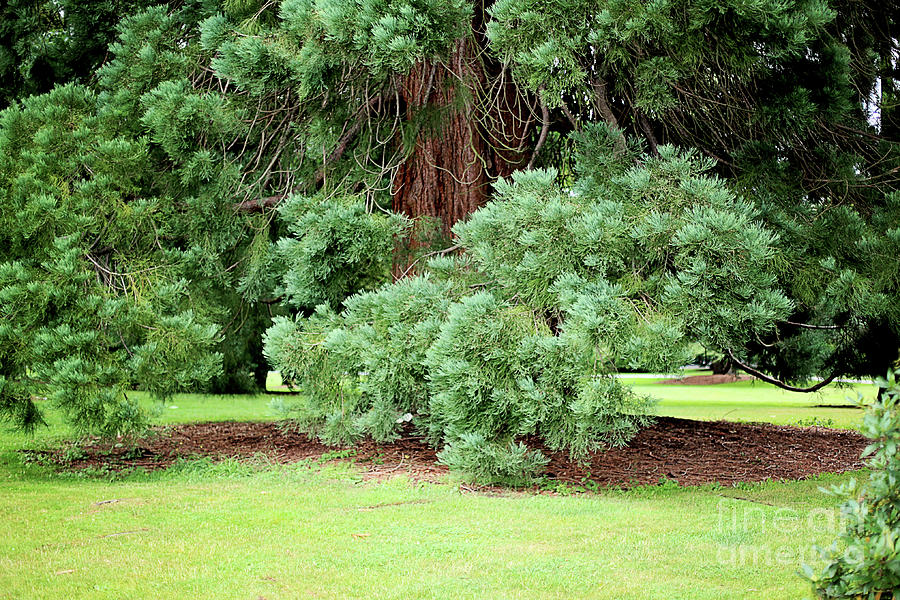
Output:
[
  {"xmin": 803, "ymin": 370, "xmax": 900, "ymax": 598},
  {"xmin": 264, "ymin": 275, "xmax": 457, "ymax": 444},
  {"xmin": 437, "ymin": 433, "xmax": 549, "ymax": 487},
  {"xmin": 265, "ymin": 127, "xmax": 791, "ymax": 483},
  {"xmin": 425, "ymin": 291, "xmax": 653, "ymax": 459},
  {"xmin": 275, "ymin": 193, "xmax": 407, "ymax": 311}
]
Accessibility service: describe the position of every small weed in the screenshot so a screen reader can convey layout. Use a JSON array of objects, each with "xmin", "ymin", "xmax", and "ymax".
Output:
[
  {"xmin": 317, "ymin": 448, "xmax": 358, "ymax": 464},
  {"xmin": 122, "ymin": 446, "xmax": 146, "ymax": 460},
  {"xmin": 367, "ymin": 452, "xmax": 386, "ymax": 465},
  {"xmin": 580, "ymin": 472, "xmax": 600, "ymax": 493},
  {"xmin": 536, "ymin": 477, "xmax": 598, "ymax": 496},
  {"xmin": 792, "ymin": 416, "xmax": 836, "ymax": 428},
  {"xmin": 657, "ymin": 476, "xmax": 680, "ymax": 489},
  {"xmin": 543, "ymin": 481, "xmax": 577, "ymax": 496},
  {"xmin": 62, "ymin": 446, "xmax": 88, "ymax": 463}
]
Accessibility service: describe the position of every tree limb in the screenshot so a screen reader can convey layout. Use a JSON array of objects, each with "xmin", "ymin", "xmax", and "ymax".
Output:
[
  {"xmin": 590, "ymin": 78, "xmax": 626, "ymax": 155},
  {"xmin": 725, "ymin": 348, "xmax": 839, "ymax": 393},
  {"xmin": 636, "ymin": 109, "xmax": 659, "ymax": 156},
  {"xmin": 560, "ymin": 100, "xmax": 580, "ymax": 132},
  {"xmin": 397, "ymin": 244, "xmax": 461, "ymax": 280},
  {"xmin": 526, "ymin": 91, "xmax": 550, "ymax": 170},
  {"xmin": 783, "ymin": 320, "xmax": 842, "ymax": 331},
  {"xmin": 234, "ymin": 195, "xmax": 283, "ymax": 212}
]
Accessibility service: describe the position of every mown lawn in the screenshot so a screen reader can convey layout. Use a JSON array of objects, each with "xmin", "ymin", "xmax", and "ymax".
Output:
[
  {"xmin": 0, "ymin": 378, "xmax": 874, "ymax": 600},
  {"xmin": 630, "ymin": 377, "xmax": 873, "ymax": 430}
]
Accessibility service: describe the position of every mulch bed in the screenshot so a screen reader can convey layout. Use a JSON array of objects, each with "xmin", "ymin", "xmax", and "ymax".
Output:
[
  {"xmin": 29, "ymin": 417, "xmax": 868, "ymax": 489},
  {"xmin": 534, "ymin": 417, "xmax": 866, "ymax": 487},
  {"xmin": 660, "ymin": 374, "xmax": 753, "ymax": 385}
]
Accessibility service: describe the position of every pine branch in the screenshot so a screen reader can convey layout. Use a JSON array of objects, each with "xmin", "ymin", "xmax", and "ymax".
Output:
[{"xmin": 725, "ymin": 349, "xmax": 838, "ymax": 393}]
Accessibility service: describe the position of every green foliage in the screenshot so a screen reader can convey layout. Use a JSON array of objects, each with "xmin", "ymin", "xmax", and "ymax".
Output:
[
  {"xmin": 264, "ymin": 275, "xmax": 454, "ymax": 444},
  {"xmin": 0, "ymin": 5, "xmax": 269, "ymax": 434},
  {"xmin": 0, "ymin": 0, "xmax": 158, "ymax": 108},
  {"xmin": 205, "ymin": 0, "xmax": 471, "ymax": 97},
  {"xmin": 457, "ymin": 126, "xmax": 792, "ymax": 370},
  {"xmin": 275, "ymin": 193, "xmax": 407, "ymax": 311},
  {"xmin": 423, "ymin": 291, "xmax": 654, "ymax": 460},
  {"xmin": 437, "ymin": 433, "xmax": 549, "ymax": 487},
  {"xmin": 803, "ymin": 371, "xmax": 900, "ymax": 598},
  {"xmin": 487, "ymin": 0, "xmax": 835, "ymax": 111},
  {"xmin": 264, "ymin": 128, "xmax": 796, "ymax": 480}
]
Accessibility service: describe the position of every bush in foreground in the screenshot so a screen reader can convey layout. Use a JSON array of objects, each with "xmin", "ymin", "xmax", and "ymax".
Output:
[
  {"xmin": 264, "ymin": 128, "xmax": 791, "ymax": 484},
  {"xmin": 804, "ymin": 370, "xmax": 900, "ymax": 597}
]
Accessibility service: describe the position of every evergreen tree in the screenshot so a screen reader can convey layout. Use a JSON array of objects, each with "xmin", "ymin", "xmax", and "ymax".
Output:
[
  {"xmin": 0, "ymin": 0, "xmax": 159, "ymax": 108},
  {"xmin": 0, "ymin": 0, "xmax": 897, "ymax": 465},
  {"xmin": 263, "ymin": 132, "xmax": 796, "ymax": 482}
]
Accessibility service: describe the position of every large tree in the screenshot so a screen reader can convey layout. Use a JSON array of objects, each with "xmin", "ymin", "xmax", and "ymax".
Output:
[{"xmin": 0, "ymin": 0, "xmax": 898, "ymax": 467}]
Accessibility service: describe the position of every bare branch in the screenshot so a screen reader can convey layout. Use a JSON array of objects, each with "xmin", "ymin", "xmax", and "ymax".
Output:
[
  {"xmin": 397, "ymin": 244, "xmax": 461, "ymax": 280},
  {"xmin": 725, "ymin": 349, "xmax": 838, "ymax": 393},
  {"xmin": 782, "ymin": 320, "xmax": 842, "ymax": 331},
  {"xmin": 526, "ymin": 91, "xmax": 550, "ymax": 170}
]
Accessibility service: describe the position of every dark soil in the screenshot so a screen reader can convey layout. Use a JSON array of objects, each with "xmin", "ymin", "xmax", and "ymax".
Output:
[{"xmin": 29, "ymin": 417, "xmax": 868, "ymax": 489}]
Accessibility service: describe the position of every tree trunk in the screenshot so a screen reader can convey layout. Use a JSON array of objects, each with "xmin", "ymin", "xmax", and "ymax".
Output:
[
  {"xmin": 392, "ymin": 34, "xmax": 531, "ymax": 263},
  {"xmin": 710, "ymin": 356, "xmax": 734, "ymax": 375}
]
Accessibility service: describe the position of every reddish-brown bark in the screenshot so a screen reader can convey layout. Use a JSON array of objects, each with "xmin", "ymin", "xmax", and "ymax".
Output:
[{"xmin": 392, "ymin": 36, "xmax": 531, "ymax": 246}]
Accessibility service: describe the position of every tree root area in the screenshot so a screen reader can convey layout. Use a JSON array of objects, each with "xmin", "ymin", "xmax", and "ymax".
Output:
[{"xmin": 33, "ymin": 417, "xmax": 867, "ymax": 488}]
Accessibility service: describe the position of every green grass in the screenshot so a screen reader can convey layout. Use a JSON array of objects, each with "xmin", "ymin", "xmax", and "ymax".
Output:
[
  {"xmin": 0, "ymin": 378, "xmax": 871, "ymax": 599},
  {"xmin": 627, "ymin": 377, "xmax": 873, "ymax": 430},
  {"xmin": 133, "ymin": 391, "xmax": 282, "ymax": 425}
]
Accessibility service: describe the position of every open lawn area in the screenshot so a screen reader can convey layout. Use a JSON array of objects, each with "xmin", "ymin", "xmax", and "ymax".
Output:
[
  {"xmin": 630, "ymin": 377, "xmax": 873, "ymax": 431},
  {"xmin": 0, "ymin": 377, "xmax": 876, "ymax": 599}
]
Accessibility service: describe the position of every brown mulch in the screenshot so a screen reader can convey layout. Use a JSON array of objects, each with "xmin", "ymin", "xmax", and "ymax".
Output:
[
  {"xmin": 28, "ymin": 417, "xmax": 867, "ymax": 489},
  {"xmin": 533, "ymin": 417, "xmax": 866, "ymax": 487},
  {"xmin": 660, "ymin": 374, "xmax": 753, "ymax": 385}
]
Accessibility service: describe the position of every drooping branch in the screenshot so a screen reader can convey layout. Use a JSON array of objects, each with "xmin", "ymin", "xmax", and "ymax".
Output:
[
  {"xmin": 782, "ymin": 320, "xmax": 843, "ymax": 331},
  {"xmin": 526, "ymin": 91, "xmax": 550, "ymax": 170},
  {"xmin": 314, "ymin": 94, "xmax": 383, "ymax": 187},
  {"xmin": 725, "ymin": 348, "xmax": 839, "ymax": 393},
  {"xmin": 234, "ymin": 95, "xmax": 384, "ymax": 213}
]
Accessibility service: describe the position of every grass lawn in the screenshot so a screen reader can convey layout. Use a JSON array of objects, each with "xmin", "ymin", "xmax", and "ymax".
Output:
[
  {"xmin": 0, "ymin": 378, "xmax": 871, "ymax": 599},
  {"xmin": 626, "ymin": 377, "xmax": 874, "ymax": 430}
]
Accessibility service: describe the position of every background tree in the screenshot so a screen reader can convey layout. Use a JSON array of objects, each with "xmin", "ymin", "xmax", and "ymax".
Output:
[{"xmin": 0, "ymin": 0, "xmax": 160, "ymax": 108}]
